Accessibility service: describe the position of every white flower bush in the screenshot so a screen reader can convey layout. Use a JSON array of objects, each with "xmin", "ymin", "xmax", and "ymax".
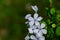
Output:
[{"xmin": 25, "ymin": 5, "xmax": 47, "ymax": 40}]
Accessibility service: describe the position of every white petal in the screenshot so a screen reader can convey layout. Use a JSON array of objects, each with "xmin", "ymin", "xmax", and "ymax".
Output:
[
  {"xmin": 28, "ymin": 17, "xmax": 34, "ymax": 21},
  {"xmin": 37, "ymin": 16, "xmax": 43, "ymax": 21},
  {"xmin": 30, "ymin": 25, "xmax": 37, "ymax": 29},
  {"xmin": 25, "ymin": 35, "xmax": 29, "ymax": 40},
  {"xmin": 33, "ymin": 29, "xmax": 39, "ymax": 33},
  {"xmin": 41, "ymin": 23, "xmax": 45, "ymax": 29},
  {"xmin": 41, "ymin": 29, "xmax": 47, "ymax": 34},
  {"xmin": 30, "ymin": 35, "xmax": 36, "ymax": 39},
  {"xmin": 35, "ymin": 21, "xmax": 40, "ymax": 25},
  {"xmin": 31, "ymin": 6, "xmax": 38, "ymax": 12},
  {"xmin": 34, "ymin": 13, "xmax": 38, "ymax": 19},
  {"xmin": 25, "ymin": 14, "xmax": 31, "ymax": 19},
  {"xmin": 32, "ymin": 38, "xmax": 38, "ymax": 40},
  {"xmin": 25, "ymin": 21, "xmax": 28, "ymax": 24},
  {"xmin": 37, "ymin": 25, "xmax": 41, "ymax": 29},
  {"xmin": 29, "ymin": 25, "xmax": 33, "ymax": 28},
  {"xmin": 29, "ymin": 21, "xmax": 34, "ymax": 26},
  {"xmin": 28, "ymin": 28, "xmax": 33, "ymax": 33},
  {"xmin": 36, "ymin": 31, "xmax": 43, "ymax": 38},
  {"xmin": 38, "ymin": 30, "xmax": 43, "ymax": 35},
  {"xmin": 39, "ymin": 36, "xmax": 45, "ymax": 40}
]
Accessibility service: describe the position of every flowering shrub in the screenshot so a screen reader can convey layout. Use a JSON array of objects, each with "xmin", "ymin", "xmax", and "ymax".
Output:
[
  {"xmin": 25, "ymin": 6, "xmax": 47, "ymax": 40},
  {"xmin": 24, "ymin": 0, "xmax": 60, "ymax": 40}
]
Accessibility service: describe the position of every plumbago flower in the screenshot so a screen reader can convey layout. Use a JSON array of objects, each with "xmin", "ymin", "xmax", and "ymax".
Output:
[
  {"xmin": 25, "ymin": 5, "xmax": 47, "ymax": 40},
  {"xmin": 25, "ymin": 6, "xmax": 42, "ymax": 26},
  {"xmin": 25, "ymin": 13, "xmax": 42, "ymax": 26}
]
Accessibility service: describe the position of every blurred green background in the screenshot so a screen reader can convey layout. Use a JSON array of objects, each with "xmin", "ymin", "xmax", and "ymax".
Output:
[{"xmin": 0, "ymin": 0, "xmax": 60, "ymax": 40}]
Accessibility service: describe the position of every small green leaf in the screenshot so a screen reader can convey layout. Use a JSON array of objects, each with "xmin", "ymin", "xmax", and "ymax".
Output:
[
  {"xmin": 50, "ymin": 8, "xmax": 55, "ymax": 14},
  {"xmin": 47, "ymin": 19, "xmax": 51, "ymax": 24},
  {"xmin": 56, "ymin": 26, "xmax": 60, "ymax": 36},
  {"xmin": 47, "ymin": 19, "xmax": 53, "ymax": 24},
  {"xmin": 56, "ymin": 11, "xmax": 60, "ymax": 20},
  {"xmin": 52, "ymin": 24, "xmax": 56, "ymax": 28},
  {"xmin": 49, "ymin": 0, "xmax": 52, "ymax": 4}
]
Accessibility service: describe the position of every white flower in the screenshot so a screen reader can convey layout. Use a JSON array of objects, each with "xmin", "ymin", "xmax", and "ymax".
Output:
[
  {"xmin": 38, "ymin": 36, "xmax": 45, "ymax": 40},
  {"xmin": 30, "ymin": 25, "xmax": 37, "ymax": 29},
  {"xmin": 38, "ymin": 23, "xmax": 47, "ymax": 34},
  {"xmin": 40, "ymin": 23, "xmax": 47, "ymax": 34},
  {"xmin": 31, "ymin": 5, "xmax": 38, "ymax": 12},
  {"xmin": 30, "ymin": 35, "xmax": 37, "ymax": 40},
  {"xmin": 38, "ymin": 29, "xmax": 47, "ymax": 36},
  {"xmin": 33, "ymin": 29, "xmax": 39, "ymax": 33},
  {"xmin": 28, "ymin": 26, "xmax": 39, "ymax": 34},
  {"xmin": 35, "ymin": 23, "xmax": 47, "ymax": 38},
  {"xmin": 25, "ymin": 35, "xmax": 30, "ymax": 40},
  {"xmin": 28, "ymin": 25, "xmax": 39, "ymax": 34},
  {"xmin": 37, "ymin": 23, "xmax": 46, "ymax": 29},
  {"xmin": 36, "ymin": 31, "xmax": 43, "ymax": 38},
  {"xmin": 25, "ymin": 14, "xmax": 31, "ymax": 19},
  {"xmin": 26, "ymin": 13, "xmax": 43, "ymax": 26},
  {"xmin": 28, "ymin": 28, "xmax": 34, "ymax": 33},
  {"xmin": 25, "ymin": 5, "xmax": 43, "ymax": 26},
  {"xmin": 40, "ymin": 23, "xmax": 46, "ymax": 29},
  {"xmin": 41, "ymin": 29, "xmax": 47, "ymax": 34}
]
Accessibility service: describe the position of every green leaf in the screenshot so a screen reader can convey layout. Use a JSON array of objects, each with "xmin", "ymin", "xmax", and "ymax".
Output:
[
  {"xmin": 56, "ymin": 26, "xmax": 60, "ymax": 36},
  {"xmin": 50, "ymin": 8, "xmax": 55, "ymax": 14},
  {"xmin": 49, "ymin": 0, "xmax": 52, "ymax": 4},
  {"xmin": 47, "ymin": 28, "xmax": 54, "ymax": 38},
  {"xmin": 56, "ymin": 11, "xmax": 60, "ymax": 20},
  {"xmin": 48, "ymin": 13, "xmax": 51, "ymax": 18},
  {"xmin": 52, "ymin": 24, "xmax": 56, "ymax": 28},
  {"xmin": 47, "ymin": 19, "xmax": 51, "ymax": 24}
]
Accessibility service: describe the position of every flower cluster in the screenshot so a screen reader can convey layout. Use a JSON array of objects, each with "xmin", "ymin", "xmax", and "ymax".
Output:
[{"xmin": 25, "ymin": 5, "xmax": 47, "ymax": 40}]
